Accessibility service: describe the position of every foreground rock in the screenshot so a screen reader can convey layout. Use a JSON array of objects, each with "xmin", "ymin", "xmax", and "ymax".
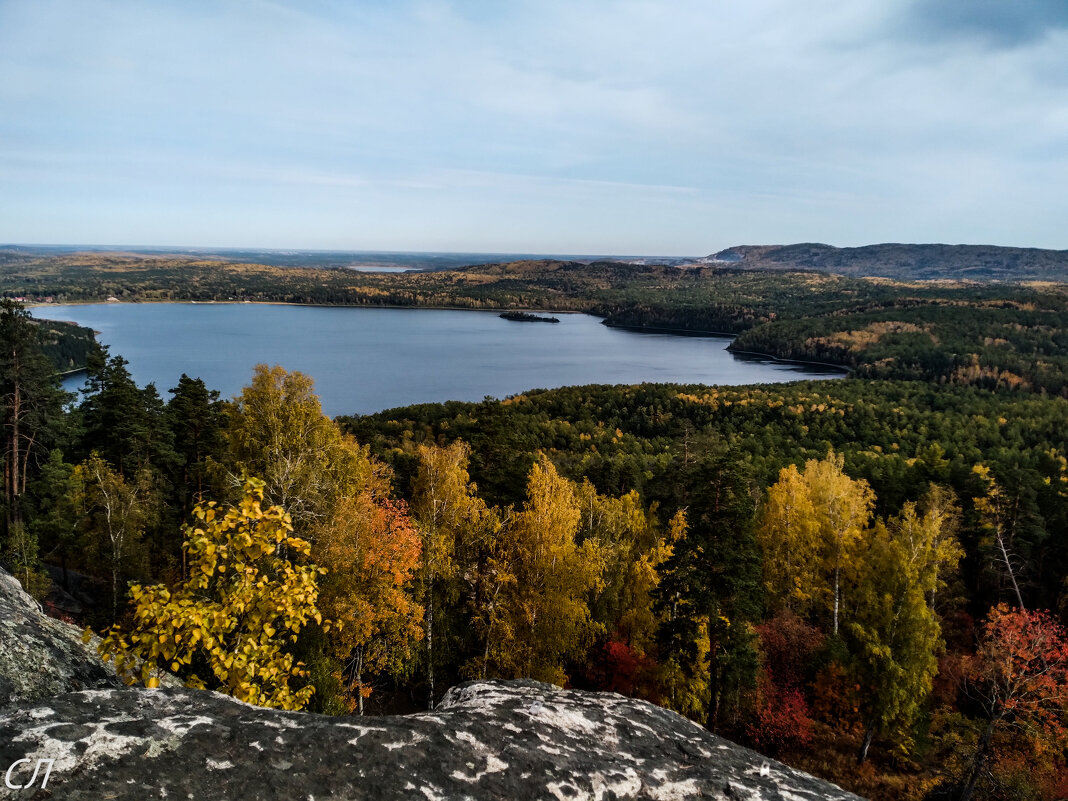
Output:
[
  {"xmin": 0, "ymin": 681, "xmax": 863, "ymax": 800},
  {"xmin": 0, "ymin": 567, "xmax": 863, "ymax": 800},
  {"xmin": 0, "ymin": 570, "xmax": 121, "ymax": 708}
]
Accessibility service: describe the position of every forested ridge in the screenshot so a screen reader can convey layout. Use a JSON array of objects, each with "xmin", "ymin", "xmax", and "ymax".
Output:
[
  {"xmin": 34, "ymin": 318, "xmax": 97, "ymax": 373},
  {"xmin": 707, "ymin": 243, "xmax": 1068, "ymax": 282},
  {"xmin": 3, "ymin": 259, "xmax": 1068, "ymax": 799}
]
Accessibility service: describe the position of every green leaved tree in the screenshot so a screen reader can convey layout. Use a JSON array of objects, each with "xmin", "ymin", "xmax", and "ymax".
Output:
[{"xmin": 849, "ymin": 494, "xmax": 963, "ymax": 762}]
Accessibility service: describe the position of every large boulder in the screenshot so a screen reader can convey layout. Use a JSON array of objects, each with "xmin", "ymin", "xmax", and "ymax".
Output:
[
  {"xmin": 0, "ymin": 569, "xmax": 121, "ymax": 708},
  {"xmin": 0, "ymin": 680, "xmax": 863, "ymax": 800},
  {"xmin": 0, "ymin": 568, "xmax": 864, "ymax": 800}
]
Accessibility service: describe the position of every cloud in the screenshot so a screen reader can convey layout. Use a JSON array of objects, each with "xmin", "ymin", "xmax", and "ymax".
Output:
[
  {"xmin": 1, "ymin": 0, "xmax": 1067, "ymax": 252},
  {"xmin": 898, "ymin": 0, "xmax": 1068, "ymax": 48}
]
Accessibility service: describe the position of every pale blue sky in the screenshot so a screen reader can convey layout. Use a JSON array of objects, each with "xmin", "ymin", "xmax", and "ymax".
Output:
[{"xmin": 2, "ymin": 0, "xmax": 1067, "ymax": 255}]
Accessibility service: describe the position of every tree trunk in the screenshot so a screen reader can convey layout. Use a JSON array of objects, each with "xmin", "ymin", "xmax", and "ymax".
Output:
[
  {"xmin": 857, "ymin": 724, "xmax": 875, "ymax": 764},
  {"xmin": 995, "ymin": 530, "xmax": 1025, "ymax": 610},
  {"xmin": 958, "ymin": 718, "xmax": 996, "ymax": 801},
  {"xmin": 111, "ymin": 558, "xmax": 119, "ymax": 621},
  {"xmin": 833, "ymin": 564, "xmax": 840, "ymax": 635},
  {"xmin": 426, "ymin": 583, "xmax": 435, "ymax": 710},
  {"xmin": 355, "ymin": 647, "xmax": 365, "ymax": 716}
]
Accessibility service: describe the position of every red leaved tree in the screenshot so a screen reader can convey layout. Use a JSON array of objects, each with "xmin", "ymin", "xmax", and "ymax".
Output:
[
  {"xmin": 747, "ymin": 675, "xmax": 814, "ymax": 756},
  {"xmin": 956, "ymin": 604, "xmax": 1068, "ymax": 801}
]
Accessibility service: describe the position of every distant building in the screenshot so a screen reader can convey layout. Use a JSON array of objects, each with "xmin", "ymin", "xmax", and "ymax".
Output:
[{"xmin": 106, "ymin": 296, "xmax": 120, "ymax": 302}]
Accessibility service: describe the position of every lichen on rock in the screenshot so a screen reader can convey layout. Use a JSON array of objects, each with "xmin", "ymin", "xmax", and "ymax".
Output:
[
  {"xmin": 0, "ymin": 569, "xmax": 122, "ymax": 708},
  {"xmin": 0, "ymin": 566, "xmax": 866, "ymax": 800}
]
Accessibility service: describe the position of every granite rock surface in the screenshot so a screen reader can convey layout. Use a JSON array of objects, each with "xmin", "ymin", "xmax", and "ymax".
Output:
[
  {"xmin": 0, "ymin": 569, "xmax": 121, "ymax": 709},
  {"xmin": 0, "ymin": 681, "xmax": 865, "ymax": 801},
  {"xmin": 0, "ymin": 567, "xmax": 865, "ymax": 800}
]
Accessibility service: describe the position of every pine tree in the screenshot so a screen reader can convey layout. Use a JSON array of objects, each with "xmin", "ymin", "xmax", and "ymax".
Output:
[
  {"xmin": 78, "ymin": 348, "xmax": 173, "ymax": 477},
  {"xmin": 166, "ymin": 374, "xmax": 225, "ymax": 516},
  {"xmin": 1, "ymin": 300, "xmax": 68, "ymax": 548},
  {"xmin": 655, "ymin": 449, "xmax": 762, "ymax": 732}
]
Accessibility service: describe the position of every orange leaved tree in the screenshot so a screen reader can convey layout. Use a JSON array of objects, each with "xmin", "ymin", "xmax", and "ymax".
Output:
[{"xmin": 315, "ymin": 492, "xmax": 423, "ymax": 714}]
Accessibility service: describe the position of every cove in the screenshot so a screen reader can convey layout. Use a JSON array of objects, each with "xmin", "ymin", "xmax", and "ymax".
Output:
[{"xmin": 31, "ymin": 303, "xmax": 845, "ymax": 417}]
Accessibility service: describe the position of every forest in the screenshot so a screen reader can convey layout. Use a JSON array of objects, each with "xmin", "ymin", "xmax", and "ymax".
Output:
[{"xmin": 2, "ymin": 292, "xmax": 1067, "ymax": 800}]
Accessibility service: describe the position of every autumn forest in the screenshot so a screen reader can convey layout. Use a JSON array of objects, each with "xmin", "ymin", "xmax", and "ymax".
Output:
[{"xmin": 3, "ymin": 265, "xmax": 1068, "ymax": 801}]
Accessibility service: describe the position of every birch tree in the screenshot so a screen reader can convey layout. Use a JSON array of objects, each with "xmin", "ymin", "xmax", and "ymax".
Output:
[
  {"xmin": 410, "ymin": 441, "xmax": 488, "ymax": 708},
  {"xmin": 71, "ymin": 454, "xmax": 155, "ymax": 620}
]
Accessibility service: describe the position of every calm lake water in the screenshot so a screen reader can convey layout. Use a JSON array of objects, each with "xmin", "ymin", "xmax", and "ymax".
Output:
[{"xmin": 32, "ymin": 303, "xmax": 844, "ymax": 417}]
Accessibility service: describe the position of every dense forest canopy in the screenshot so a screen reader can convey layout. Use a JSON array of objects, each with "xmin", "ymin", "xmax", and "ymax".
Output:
[{"xmin": 3, "ymin": 245, "xmax": 1068, "ymax": 801}]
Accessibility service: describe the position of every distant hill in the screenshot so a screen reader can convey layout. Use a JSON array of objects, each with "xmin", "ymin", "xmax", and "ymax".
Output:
[
  {"xmin": 703, "ymin": 243, "xmax": 1068, "ymax": 281},
  {"xmin": 0, "ymin": 245, "xmax": 628, "ymax": 273}
]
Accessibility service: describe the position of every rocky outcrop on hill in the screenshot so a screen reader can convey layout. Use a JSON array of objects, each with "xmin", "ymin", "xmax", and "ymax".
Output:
[
  {"xmin": 0, "ymin": 567, "xmax": 864, "ymax": 801},
  {"xmin": 0, "ymin": 569, "xmax": 121, "ymax": 709}
]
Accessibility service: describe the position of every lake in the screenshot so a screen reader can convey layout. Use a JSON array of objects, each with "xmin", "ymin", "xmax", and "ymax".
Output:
[{"xmin": 31, "ymin": 303, "xmax": 845, "ymax": 417}]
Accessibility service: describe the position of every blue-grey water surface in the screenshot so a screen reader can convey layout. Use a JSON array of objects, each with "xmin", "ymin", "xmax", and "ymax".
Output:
[{"xmin": 32, "ymin": 303, "xmax": 843, "ymax": 417}]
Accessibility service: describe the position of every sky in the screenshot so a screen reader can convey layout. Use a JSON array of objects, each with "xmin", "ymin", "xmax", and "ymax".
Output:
[{"xmin": 1, "ymin": 0, "xmax": 1067, "ymax": 256}]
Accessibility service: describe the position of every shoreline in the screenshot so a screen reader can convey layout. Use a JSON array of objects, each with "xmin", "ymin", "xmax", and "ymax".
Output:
[
  {"xmin": 599, "ymin": 320, "xmax": 852, "ymax": 373},
  {"xmin": 725, "ymin": 347, "xmax": 852, "ymax": 373},
  {"xmin": 27, "ymin": 298, "xmax": 587, "ymax": 316},
  {"xmin": 600, "ymin": 320, "xmax": 740, "ymax": 338}
]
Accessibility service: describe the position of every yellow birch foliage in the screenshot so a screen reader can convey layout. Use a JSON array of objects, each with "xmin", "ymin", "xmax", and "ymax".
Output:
[
  {"xmin": 758, "ymin": 452, "xmax": 873, "ymax": 634},
  {"xmin": 806, "ymin": 452, "xmax": 875, "ymax": 635},
  {"xmin": 575, "ymin": 480, "xmax": 668, "ymax": 655},
  {"xmin": 226, "ymin": 365, "xmax": 379, "ymax": 527},
  {"xmin": 484, "ymin": 456, "xmax": 603, "ymax": 684},
  {"xmin": 757, "ymin": 463, "xmax": 820, "ymax": 615},
  {"xmin": 847, "ymin": 498, "xmax": 963, "ymax": 754},
  {"xmin": 616, "ymin": 527, "xmax": 675, "ymax": 656},
  {"xmin": 95, "ymin": 478, "xmax": 325, "ymax": 710},
  {"xmin": 411, "ymin": 441, "xmax": 481, "ymax": 581},
  {"xmin": 410, "ymin": 441, "xmax": 493, "ymax": 706}
]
